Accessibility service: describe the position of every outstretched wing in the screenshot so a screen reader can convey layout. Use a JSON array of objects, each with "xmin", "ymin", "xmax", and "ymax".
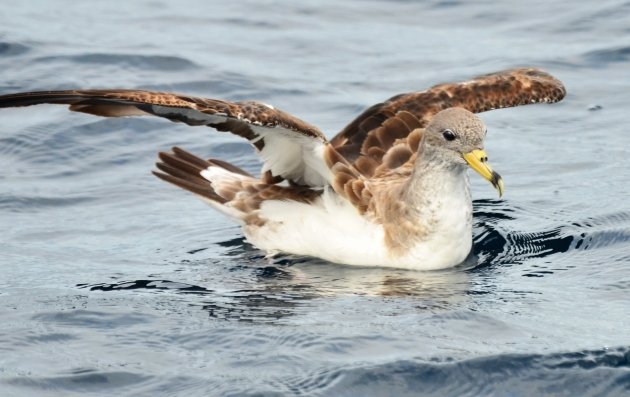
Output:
[
  {"xmin": 325, "ymin": 68, "xmax": 566, "ymax": 213},
  {"xmin": 0, "ymin": 89, "xmax": 330, "ymax": 186},
  {"xmin": 330, "ymin": 68, "xmax": 566, "ymax": 164}
]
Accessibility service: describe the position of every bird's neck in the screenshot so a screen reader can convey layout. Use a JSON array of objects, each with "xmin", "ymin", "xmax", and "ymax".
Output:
[
  {"xmin": 371, "ymin": 142, "xmax": 473, "ymax": 255},
  {"xmin": 404, "ymin": 142, "xmax": 470, "ymax": 208}
]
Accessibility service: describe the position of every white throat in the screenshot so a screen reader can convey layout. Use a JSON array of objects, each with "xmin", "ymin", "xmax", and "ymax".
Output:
[{"xmin": 404, "ymin": 144, "xmax": 471, "ymax": 231}]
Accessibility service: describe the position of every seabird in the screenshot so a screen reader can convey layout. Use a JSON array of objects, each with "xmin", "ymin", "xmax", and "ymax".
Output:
[{"xmin": 0, "ymin": 68, "xmax": 565, "ymax": 270}]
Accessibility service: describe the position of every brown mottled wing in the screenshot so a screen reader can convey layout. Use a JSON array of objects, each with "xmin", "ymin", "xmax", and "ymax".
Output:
[
  {"xmin": 330, "ymin": 68, "xmax": 566, "ymax": 163},
  {"xmin": 323, "ymin": 110, "xmax": 422, "ymax": 213},
  {"xmin": 0, "ymin": 89, "xmax": 329, "ymax": 186}
]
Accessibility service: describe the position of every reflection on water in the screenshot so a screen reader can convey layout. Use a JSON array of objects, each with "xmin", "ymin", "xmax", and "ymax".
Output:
[{"xmin": 82, "ymin": 259, "xmax": 473, "ymax": 322}]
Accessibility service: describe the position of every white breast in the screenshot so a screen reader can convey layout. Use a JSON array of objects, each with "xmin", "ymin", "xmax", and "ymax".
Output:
[
  {"xmin": 242, "ymin": 181, "xmax": 473, "ymax": 270},
  {"xmin": 396, "ymin": 183, "xmax": 473, "ymax": 270}
]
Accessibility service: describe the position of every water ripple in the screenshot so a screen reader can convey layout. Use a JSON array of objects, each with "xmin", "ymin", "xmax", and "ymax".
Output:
[
  {"xmin": 82, "ymin": 279, "xmax": 214, "ymax": 294},
  {"xmin": 0, "ymin": 194, "xmax": 96, "ymax": 212},
  {"xmin": 34, "ymin": 53, "xmax": 198, "ymax": 71},
  {"xmin": 0, "ymin": 41, "xmax": 30, "ymax": 57},
  {"xmin": 7, "ymin": 371, "xmax": 151, "ymax": 393},
  {"xmin": 583, "ymin": 46, "xmax": 630, "ymax": 66},
  {"xmin": 32, "ymin": 310, "xmax": 151, "ymax": 329},
  {"xmin": 473, "ymin": 202, "xmax": 630, "ymax": 274},
  {"xmin": 325, "ymin": 347, "xmax": 630, "ymax": 397}
]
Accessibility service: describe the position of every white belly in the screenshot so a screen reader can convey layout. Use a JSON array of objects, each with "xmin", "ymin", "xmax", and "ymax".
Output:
[{"xmin": 243, "ymin": 188, "xmax": 472, "ymax": 270}]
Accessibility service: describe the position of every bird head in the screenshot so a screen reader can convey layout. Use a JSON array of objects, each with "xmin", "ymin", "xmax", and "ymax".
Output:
[{"xmin": 424, "ymin": 107, "xmax": 504, "ymax": 197}]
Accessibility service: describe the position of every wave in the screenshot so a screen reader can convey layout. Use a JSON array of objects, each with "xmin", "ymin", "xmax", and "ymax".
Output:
[
  {"xmin": 323, "ymin": 347, "xmax": 630, "ymax": 397},
  {"xmin": 33, "ymin": 53, "xmax": 198, "ymax": 71}
]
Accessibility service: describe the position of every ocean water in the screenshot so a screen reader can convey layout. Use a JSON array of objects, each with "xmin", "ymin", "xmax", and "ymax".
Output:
[{"xmin": 1, "ymin": 1, "xmax": 629, "ymax": 396}]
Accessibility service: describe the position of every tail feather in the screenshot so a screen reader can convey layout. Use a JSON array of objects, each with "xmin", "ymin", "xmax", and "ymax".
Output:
[
  {"xmin": 158, "ymin": 151, "xmax": 206, "ymax": 179},
  {"xmin": 206, "ymin": 157, "xmax": 252, "ymax": 177},
  {"xmin": 153, "ymin": 147, "xmax": 240, "ymax": 205},
  {"xmin": 155, "ymin": 161, "xmax": 206, "ymax": 185},
  {"xmin": 153, "ymin": 147, "xmax": 324, "ymax": 223},
  {"xmin": 152, "ymin": 170, "xmax": 226, "ymax": 204},
  {"xmin": 171, "ymin": 146, "xmax": 213, "ymax": 170}
]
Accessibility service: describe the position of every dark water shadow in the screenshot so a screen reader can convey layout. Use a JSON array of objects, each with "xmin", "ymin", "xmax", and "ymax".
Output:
[
  {"xmin": 33, "ymin": 53, "xmax": 198, "ymax": 71},
  {"xmin": 324, "ymin": 346, "xmax": 630, "ymax": 397},
  {"xmin": 81, "ymin": 279, "xmax": 214, "ymax": 295},
  {"xmin": 471, "ymin": 199, "xmax": 630, "ymax": 275},
  {"xmin": 0, "ymin": 41, "xmax": 30, "ymax": 57},
  {"xmin": 7, "ymin": 370, "xmax": 151, "ymax": 394}
]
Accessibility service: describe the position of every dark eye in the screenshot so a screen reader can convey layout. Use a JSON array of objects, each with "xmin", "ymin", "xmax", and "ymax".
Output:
[{"xmin": 442, "ymin": 129, "xmax": 456, "ymax": 141}]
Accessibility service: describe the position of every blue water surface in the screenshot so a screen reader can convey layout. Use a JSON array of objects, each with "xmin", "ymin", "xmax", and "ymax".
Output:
[{"xmin": 1, "ymin": 1, "xmax": 629, "ymax": 396}]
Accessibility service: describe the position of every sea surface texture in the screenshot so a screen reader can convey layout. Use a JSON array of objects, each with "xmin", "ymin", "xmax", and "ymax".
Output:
[{"xmin": 1, "ymin": 1, "xmax": 629, "ymax": 396}]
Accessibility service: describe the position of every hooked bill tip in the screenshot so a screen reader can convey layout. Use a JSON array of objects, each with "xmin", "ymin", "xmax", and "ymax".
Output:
[{"xmin": 491, "ymin": 171, "xmax": 504, "ymax": 197}]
